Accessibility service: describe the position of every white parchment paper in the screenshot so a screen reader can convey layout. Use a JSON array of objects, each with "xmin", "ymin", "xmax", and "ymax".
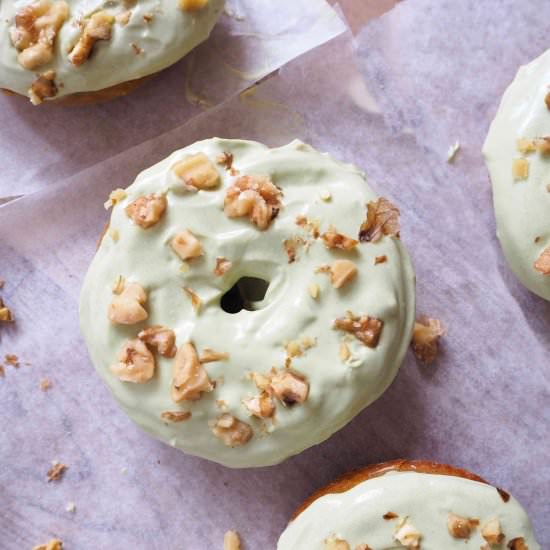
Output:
[
  {"xmin": 1, "ymin": 1, "xmax": 549, "ymax": 548},
  {"xmin": 0, "ymin": 0, "xmax": 345, "ymax": 199}
]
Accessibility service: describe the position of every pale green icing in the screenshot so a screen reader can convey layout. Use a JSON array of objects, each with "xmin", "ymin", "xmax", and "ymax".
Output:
[
  {"xmin": 277, "ymin": 471, "xmax": 540, "ymax": 549},
  {"xmin": 0, "ymin": 0, "xmax": 224, "ymax": 100},
  {"xmin": 483, "ymin": 48, "xmax": 550, "ymax": 300},
  {"xmin": 79, "ymin": 138, "xmax": 415, "ymax": 468}
]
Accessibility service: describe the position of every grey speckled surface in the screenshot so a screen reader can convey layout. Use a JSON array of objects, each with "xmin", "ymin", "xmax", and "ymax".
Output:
[{"xmin": 1, "ymin": 1, "xmax": 549, "ymax": 548}]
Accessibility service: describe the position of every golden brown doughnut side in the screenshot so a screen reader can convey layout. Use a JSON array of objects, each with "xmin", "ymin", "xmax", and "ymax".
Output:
[{"xmin": 291, "ymin": 459, "xmax": 498, "ymax": 520}]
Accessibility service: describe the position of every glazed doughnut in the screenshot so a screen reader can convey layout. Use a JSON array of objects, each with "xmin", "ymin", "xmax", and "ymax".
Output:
[
  {"xmin": 80, "ymin": 138, "xmax": 415, "ymax": 468},
  {"xmin": 278, "ymin": 459, "xmax": 540, "ymax": 549},
  {"xmin": 484, "ymin": 48, "xmax": 550, "ymax": 300},
  {"xmin": 0, "ymin": 0, "xmax": 224, "ymax": 105}
]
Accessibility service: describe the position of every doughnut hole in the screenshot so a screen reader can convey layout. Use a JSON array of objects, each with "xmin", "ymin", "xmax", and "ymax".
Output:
[{"xmin": 220, "ymin": 277, "xmax": 270, "ymax": 314}]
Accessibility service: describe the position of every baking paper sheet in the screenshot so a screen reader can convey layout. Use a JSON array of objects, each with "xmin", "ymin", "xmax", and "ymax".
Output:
[
  {"xmin": 1, "ymin": 0, "xmax": 549, "ymax": 548},
  {"xmin": 0, "ymin": 0, "xmax": 345, "ymax": 200}
]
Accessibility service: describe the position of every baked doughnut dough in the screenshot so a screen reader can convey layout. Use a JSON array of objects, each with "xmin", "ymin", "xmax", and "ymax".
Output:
[
  {"xmin": 484, "ymin": 48, "xmax": 550, "ymax": 300},
  {"xmin": 80, "ymin": 138, "xmax": 415, "ymax": 468},
  {"xmin": 0, "ymin": 0, "xmax": 224, "ymax": 104},
  {"xmin": 278, "ymin": 459, "xmax": 540, "ymax": 549}
]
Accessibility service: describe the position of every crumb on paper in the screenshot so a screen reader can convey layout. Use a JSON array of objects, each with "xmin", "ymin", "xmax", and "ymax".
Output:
[
  {"xmin": 224, "ymin": 529, "xmax": 241, "ymax": 550},
  {"xmin": 446, "ymin": 141, "xmax": 460, "ymax": 163},
  {"xmin": 0, "ymin": 279, "xmax": 4, "ymax": 289},
  {"xmin": 411, "ymin": 316, "xmax": 445, "ymax": 364},
  {"xmin": 65, "ymin": 501, "xmax": 76, "ymax": 513},
  {"xmin": 40, "ymin": 379, "xmax": 52, "ymax": 392},
  {"xmin": 0, "ymin": 297, "xmax": 14, "ymax": 322},
  {"xmin": 32, "ymin": 539, "xmax": 63, "ymax": 550},
  {"xmin": 4, "ymin": 354, "xmax": 19, "ymax": 368},
  {"xmin": 47, "ymin": 461, "xmax": 67, "ymax": 482}
]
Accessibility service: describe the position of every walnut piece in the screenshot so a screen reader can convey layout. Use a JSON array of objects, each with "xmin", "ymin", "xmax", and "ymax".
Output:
[
  {"xmin": 333, "ymin": 313, "xmax": 383, "ymax": 348},
  {"xmin": 10, "ymin": 0, "xmax": 69, "ymax": 70},
  {"xmin": 180, "ymin": 0, "xmax": 209, "ymax": 11},
  {"xmin": 329, "ymin": 259, "xmax": 358, "ymax": 289},
  {"xmin": 214, "ymin": 257, "xmax": 232, "ymax": 276},
  {"xmin": 324, "ymin": 536, "xmax": 350, "ymax": 550},
  {"xmin": 516, "ymin": 138, "xmax": 537, "ymax": 154},
  {"xmin": 170, "ymin": 230, "xmax": 203, "ymax": 261},
  {"xmin": 138, "ymin": 325, "xmax": 176, "ymax": 357},
  {"xmin": 283, "ymin": 236, "xmax": 306, "ymax": 263},
  {"xmin": 411, "ymin": 316, "xmax": 445, "ymax": 364},
  {"xmin": 269, "ymin": 370, "xmax": 309, "ymax": 405},
  {"xmin": 534, "ymin": 246, "xmax": 550, "ymax": 275},
  {"xmin": 374, "ymin": 255, "xmax": 387, "ymax": 265},
  {"xmin": 104, "ymin": 188, "xmax": 127, "ymax": 210},
  {"xmin": 217, "ymin": 152, "xmax": 234, "ymax": 170},
  {"xmin": 223, "ymin": 530, "xmax": 241, "ymax": 550},
  {"xmin": 383, "ymin": 511, "xmax": 398, "ymax": 520},
  {"xmin": 33, "ymin": 539, "xmax": 63, "ymax": 550},
  {"xmin": 125, "ymin": 193, "xmax": 167, "ymax": 228},
  {"xmin": 481, "ymin": 518, "xmax": 504, "ymax": 545},
  {"xmin": 212, "ymin": 414, "xmax": 253, "ymax": 447},
  {"xmin": 447, "ymin": 513, "xmax": 479, "ymax": 539},
  {"xmin": 507, "ymin": 538, "xmax": 529, "ymax": 550},
  {"xmin": 359, "ymin": 197, "xmax": 400, "ymax": 243},
  {"xmin": 171, "ymin": 342, "xmax": 213, "ymax": 402},
  {"xmin": 172, "ymin": 153, "xmax": 220, "ymax": 191},
  {"xmin": 224, "ymin": 175, "xmax": 282, "ymax": 230},
  {"xmin": 111, "ymin": 338, "xmax": 155, "ymax": 383},
  {"xmin": 29, "ymin": 70, "xmax": 57, "ymax": 105},
  {"xmin": 116, "ymin": 10, "xmax": 132, "ymax": 25},
  {"xmin": 512, "ymin": 158, "xmax": 529, "ymax": 180},
  {"xmin": 199, "ymin": 348, "xmax": 230, "ymax": 363},
  {"xmin": 69, "ymin": 12, "xmax": 114, "ymax": 66},
  {"xmin": 183, "ymin": 287, "xmax": 202, "ymax": 312},
  {"xmin": 321, "ymin": 230, "xmax": 358, "ymax": 251},
  {"xmin": 161, "ymin": 410, "xmax": 192, "ymax": 422},
  {"xmin": 108, "ymin": 282, "xmax": 148, "ymax": 325},
  {"xmin": 243, "ymin": 391, "xmax": 275, "ymax": 418},
  {"xmin": 394, "ymin": 517, "xmax": 422, "ymax": 549},
  {"xmin": 0, "ymin": 297, "xmax": 14, "ymax": 322},
  {"xmin": 47, "ymin": 461, "xmax": 67, "ymax": 481},
  {"xmin": 545, "ymin": 91, "xmax": 550, "ymax": 111}
]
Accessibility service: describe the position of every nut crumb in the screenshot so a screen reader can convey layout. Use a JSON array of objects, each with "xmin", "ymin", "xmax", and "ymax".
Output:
[
  {"xmin": 270, "ymin": 370, "xmax": 309, "ymax": 405},
  {"xmin": 283, "ymin": 236, "xmax": 307, "ymax": 263},
  {"xmin": 324, "ymin": 536, "xmax": 350, "ymax": 550},
  {"xmin": 214, "ymin": 257, "xmax": 232, "ymax": 276},
  {"xmin": 243, "ymin": 391, "xmax": 275, "ymax": 418},
  {"xmin": 512, "ymin": 158, "xmax": 529, "ymax": 180},
  {"xmin": 295, "ymin": 215, "xmax": 321, "ymax": 239},
  {"xmin": 29, "ymin": 70, "xmax": 58, "ymax": 105},
  {"xmin": 0, "ymin": 366, "xmax": 4, "ymax": 378},
  {"xmin": 328, "ymin": 259, "xmax": 358, "ymax": 288},
  {"xmin": 516, "ymin": 138, "xmax": 537, "ymax": 154},
  {"xmin": 411, "ymin": 316, "xmax": 445, "ymax": 364},
  {"xmin": 108, "ymin": 282, "xmax": 148, "ymax": 325},
  {"xmin": 171, "ymin": 230, "xmax": 203, "ymax": 261},
  {"xmin": 334, "ymin": 313, "xmax": 383, "ymax": 348},
  {"xmin": 0, "ymin": 297, "xmax": 14, "ymax": 322},
  {"xmin": 212, "ymin": 414, "xmax": 253, "ymax": 447},
  {"xmin": 224, "ymin": 530, "xmax": 241, "ymax": 550},
  {"xmin": 447, "ymin": 141, "xmax": 460, "ymax": 163},
  {"xmin": 109, "ymin": 228, "xmax": 120, "ymax": 242},
  {"xmin": 40, "ymin": 378, "xmax": 52, "ymax": 391},
  {"xmin": 0, "ymin": 280, "xmax": 4, "ymax": 289},
  {"xmin": 321, "ymin": 230, "xmax": 358, "ymax": 251},
  {"xmin": 69, "ymin": 12, "xmax": 114, "ymax": 66},
  {"xmin": 143, "ymin": 13, "xmax": 154, "ymax": 23},
  {"xmin": 359, "ymin": 197, "xmax": 400, "ymax": 243},
  {"xmin": 180, "ymin": 0, "xmax": 209, "ymax": 11},
  {"xmin": 216, "ymin": 151, "xmax": 234, "ymax": 170},
  {"xmin": 537, "ymin": 136, "xmax": 550, "ymax": 155},
  {"xmin": 5, "ymin": 354, "xmax": 19, "ymax": 368},
  {"xmin": 447, "ymin": 512, "xmax": 479, "ymax": 539},
  {"xmin": 172, "ymin": 153, "xmax": 220, "ymax": 191},
  {"xmin": 116, "ymin": 10, "xmax": 132, "ymax": 25},
  {"xmin": 320, "ymin": 190, "xmax": 332, "ymax": 201},
  {"xmin": 172, "ymin": 342, "xmax": 213, "ymax": 402},
  {"xmin": 104, "ymin": 188, "xmax": 127, "ymax": 210},
  {"xmin": 383, "ymin": 511, "xmax": 398, "ymax": 520},
  {"xmin": 394, "ymin": 516, "xmax": 422, "ymax": 549},
  {"xmin": 183, "ymin": 287, "xmax": 202, "ymax": 312},
  {"xmin": 125, "ymin": 193, "xmax": 167, "ymax": 228},
  {"xmin": 111, "ymin": 339, "xmax": 155, "ymax": 383},
  {"xmin": 534, "ymin": 246, "xmax": 550, "ymax": 275},
  {"xmin": 138, "ymin": 325, "xmax": 176, "ymax": 357},
  {"xmin": 339, "ymin": 342, "xmax": 351, "ymax": 362},
  {"xmin": 507, "ymin": 538, "xmax": 529, "ymax": 550},
  {"xmin": 131, "ymin": 42, "xmax": 143, "ymax": 55},
  {"xmin": 374, "ymin": 255, "xmax": 387, "ymax": 265},
  {"xmin": 47, "ymin": 461, "xmax": 67, "ymax": 482},
  {"xmin": 545, "ymin": 91, "xmax": 550, "ymax": 111},
  {"xmin": 65, "ymin": 502, "xmax": 76, "ymax": 513},
  {"xmin": 481, "ymin": 518, "xmax": 504, "ymax": 545},
  {"xmin": 199, "ymin": 348, "xmax": 230, "ymax": 363},
  {"xmin": 161, "ymin": 410, "xmax": 192, "ymax": 422},
  {"xmin": 32, "ymin": 539, "xmax": 63, "ymax": 550},
  {"xmin": 308, "ymin": 283, "xmax": 320, "ymax": 299}
]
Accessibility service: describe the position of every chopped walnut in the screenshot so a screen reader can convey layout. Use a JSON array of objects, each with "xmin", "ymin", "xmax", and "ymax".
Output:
[
  {"xmin": 359, "ymin": 197, "xmax": 400, "ymax": 243},
  {"xmin": 537, "ymin": 137, "xmax": 550, "ymax": 155},
  {"xmin": 214, "ymin": 257, "xmax": 232, "ymax": 276},
  {"xmin": 172, "ymin": 153, "xmax": 220, "ymax": 191},
  {"xmin": 142, "ymin": 13, "xmax": 153, "ymax": 23},
  {"xmin": 534, "ymin": 246, "xmax": 550, "ymax": 274},
  {"xmin": 375, "ymin": 255, "xmax": 387, "ymax": 265},
  {"xmin": 328, "ymin": 259, "xmax": 358, "ymax": 288},
  {"xmin": 324, "ymin": 536, "xmax": 350, "ymax": 550},
  {"xmin": 183, "ymin": 287, "xmax": 202, "ymax": 312},
  {"xmin": 334, "ymin": 313, "xmax": 383, "ymax": 348},
  {"xmin": 138, "ymin": 325, "xmax": 176, "ymax": 357},
  {"xmin": 212, "ymin": 414, "xmax": 253, "ymax": 447},
  {"xmin": 545, "ymin": 91, "xmax": 550, "ymax": 111},
  {"xmin": 512, "ymin": 158, "xmax": 529, "ymax": 180},
  {"xmin": 171, "ymin": 342, "xmax": 213, "ymax": 402},
  {"xmin": 47, "ymin": 461, "xmax": 67, "ymax": 482},
  {"xmin": 224, "ymin": 530, "xmax": 241, "ymax": 550},
  {"xmin": 283, "ymin": 236, "xmax": 307, "ymax": 263},
  {"xmin": 507, "ymin": 538, "xmax": 529, "ymax": 550},
  {"xmin": 180, "ymin": 0, "xmax": 209, "ymax": 11},
  {"xmin": 321, "ymin": 230, "xmax": 358, "ymax": 251},
  {"xmin": 285, "ymin": 340, "xmax": 303, "ymax": 358},
  {"xmin": 295, "ymin": 215, "xmax": 321, "ymax": 239},
  {"xmin": 104, "ymin": 188, "xmax": 127, "ymax": 210},
  {"xmin": 0, "ymin": 297, "xmax": 14, "ymax": 322},
  {"xmin": 308, "ymin": 283, "xmax": 320, "ymax": 299},
  {"xmin": 161, "ymin": 410, "xmax": 192, "ymax": 422},
  {"xmin": 116, "ymin": 10, "xmax": 132, "ymax": 25},
  {"xmin": 339, "ymin": 342, "xmax": 351, "ymax": 362},
  {"xmin": 481, "ymin": 518, "xmax": 504, "ymax": 545},
  {"xmin": 32, "ymin": 539, "xmax": 63, "ymax": 550},
  {"xmin": 199, "ymin": 348, "xmax": 230, "ymax": 363},
  {"xmin": 447, "ymin": 513, "xmax": 479, "ymax": 539},
  {"xmin": 108, "ymin": 282, "xmax": 148, "ymax": 325},
  {"xmin": 516, "ymin": 138, "xmax": 537, "ymax": 154},
  {"xmin": 249, "ymin": 371, "xmax": 271, "ymax": 391},
  {"xmin": 29, "ymin": 70, "xmax": 57, "ymax": 105},
  {"xmin": 4, "ymin": 354, "xmax": 19, "ymax": 367},
  {"xmin": 217, "ymin": 152, "xmax": 234, "ymax": 170},
  {"xmin": 383, "ymin": 511, "xmax": 398, "ymax": 520},
  {"xmin": 170, "ymin": 230, "xmax": 203, "ymax": 261},
  {"xmin": 10, "ymin": 0, "xmax": 69, "ymax": 70},
  {"xmin": 243, "ymin": 391, "xmax": 275, "ymax": 418},
  {"xmin": 411, "ymin": 316, "xmax": 445, "ymax": 364},
  {"xmin": 125, "ymin": 193, "xmax": 167, "ymax": 228},
  {"xmin": 224, "ymin": 175, "xmax": 282, "ymax": 230},
  {"xmin": 269, "ymin": 370, "xmax": 309, "ymax": 405},
  {"xmin": 111, "ymin": 338, "xmax": 155, "ymax": 383},
  {"xmin": 394, "ymin": 517, "xmax": 422, "ymax": 549},
  {"xmin": 131, "ymin": 42, "xmax": 143, "ymax": 55},
  {"xmin": 69, "ymin": 12, "xmax": 114, "ymax": 66},
  {"xmin": 40, "ymin": 378, "xmax": 52, "ymax": 391}
]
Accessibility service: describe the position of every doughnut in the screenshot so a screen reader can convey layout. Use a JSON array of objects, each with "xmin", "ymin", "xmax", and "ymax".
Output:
[
  {"xmin": 0, "ymin": 0, "xmax": 224, "ymax": 105},
  {"xmin": 278, "ymin": 459, "xmax": 540, "ymax": 549},
  {"xmin": 79, "ymin": 138, "xmax": 415, "ymax": 468},
  {"xmin": 483, "ymin": 48, "xmax": 550, "ymax": 300}
]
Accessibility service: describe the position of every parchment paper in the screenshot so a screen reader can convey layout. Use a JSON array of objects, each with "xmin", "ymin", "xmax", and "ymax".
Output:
[
  {"xmin": 1, "ymin": 1, "xmax": 549, "ymax": 548},
  {"xmin": 0, "ymin": 0, "xmax": 345, "ymax": 199}
]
